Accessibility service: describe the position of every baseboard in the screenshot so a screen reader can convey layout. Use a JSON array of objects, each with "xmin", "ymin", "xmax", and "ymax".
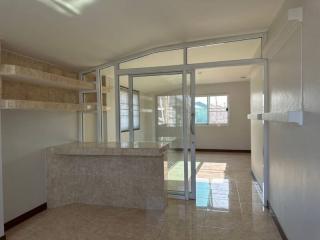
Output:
[
  {"xmin": 250, "ymin": 171, "xmax": 264, "ymax": 192},
  {"xmin": 170, "ymin": 148, "xmax": 251, "ymax": 153},
  {"xmin": 269, "ymin": 205, "xmax": 288, "ymax": 240},
  {"xmin": 4, "ymin": 203, "xmax": 47, "ymax": 231},
  {"xmin": 250, "ymin": 171, "xmax": 265, "ymax": 205},
  {"xmin": 196, "ymin": 149, "xmax": 251, "ymax": 153}
]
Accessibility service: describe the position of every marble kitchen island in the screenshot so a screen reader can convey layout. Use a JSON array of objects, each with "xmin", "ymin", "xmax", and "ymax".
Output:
[{"xmin": 46, "ymin": 142, "xmax": 168, "ymax": 210}]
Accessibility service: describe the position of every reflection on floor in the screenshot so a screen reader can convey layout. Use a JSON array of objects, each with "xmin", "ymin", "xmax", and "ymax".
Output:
[
  {"xmin": 6, "ymin": 153, "xmax": 281, "ymax": 240},
  {"xmin": 166, "ymin": 150, "xmax": 185, "ymax": 192}
]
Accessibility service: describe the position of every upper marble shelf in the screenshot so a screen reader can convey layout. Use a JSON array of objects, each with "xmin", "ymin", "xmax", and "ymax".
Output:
[{"xmin": 0, "ymin": 64, "xmax": 95, "ymax": 91}]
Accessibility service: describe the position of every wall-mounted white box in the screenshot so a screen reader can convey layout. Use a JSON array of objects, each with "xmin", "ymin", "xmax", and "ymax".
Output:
[
  {"xmin": 262, "ymin": 111, "xmax": 304, "ymax": 126},
  {"xmin": 247, "ymin": 113, "xmax": 263, "ymax": 120}
]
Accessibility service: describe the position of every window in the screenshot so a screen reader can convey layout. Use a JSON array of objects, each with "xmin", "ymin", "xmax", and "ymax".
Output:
[
  {"xmin": 195, "ymin": 95, "xmax": 228, "ymax": 125},
  {"xmin": 187, "ymin": 38, "xmax": 262, "ymax": 64},
  {"xmin": 119, "ymin": 49, "xmax": 184, "ymax": 69},
  {"xmin": 195, "ymin": 96, "xmax": 208, "ymax": 124},
  {"xmin": 120, "ymin": 87, "xmax": 140, "ymax": 132},
  {"xmin": 133, "ymin": 93, "xmax": 140, "ymax": 129},
  {"xmin": 157, "ymin": 95, "xmax": 183, "ymax": 127}
]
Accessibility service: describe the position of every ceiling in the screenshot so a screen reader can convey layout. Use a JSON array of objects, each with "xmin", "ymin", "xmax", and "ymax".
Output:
[
  {"xmin": 129, "ymin": 65, "xmax": 257, "ymax": 95},
  {"xmin": 0, "ymin": 0, "xmax": 284, "ymax": 70},
  {"xmin": 196, "ymin": 66, "xmax": 253, "ymax": 84}
]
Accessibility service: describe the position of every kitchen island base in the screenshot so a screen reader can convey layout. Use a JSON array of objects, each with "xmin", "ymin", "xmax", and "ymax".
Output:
[{"xmin": 46, "ymin": 142, "xmax": 168, "ymax": 210}]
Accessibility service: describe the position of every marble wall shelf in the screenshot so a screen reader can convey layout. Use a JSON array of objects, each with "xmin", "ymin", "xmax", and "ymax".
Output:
[
  {"xmin": 46, "ymin": 142, "xmax": 168, "ymax": 210},
  {"xmin": 0, "ymin": 64, "xmax": 95, "ymax": 90},
  {"xmin": 0, "ymin": 99, "xmax": 98, "ymax": 112}
]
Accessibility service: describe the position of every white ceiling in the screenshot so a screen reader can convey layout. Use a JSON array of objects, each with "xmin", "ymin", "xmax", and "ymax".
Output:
[
  {"xmin": 196, "ymin": 66, "xmax": 252, "ymax": 84},
  {"xmin": 0, "ymin": 0, "xmax": 284, "ymax": 70},
  {"xmin": 130, "ymin": 65, "xmax": 255, "ymax": 95}
]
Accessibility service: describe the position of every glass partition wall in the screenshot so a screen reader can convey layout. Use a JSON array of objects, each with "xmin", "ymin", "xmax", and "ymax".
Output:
[
  {"xmin": 80, "ymin": 33, "xmax": 265, "ymax": 200},
  {"xmin": 121, "ymin": 73, "xmax": 191, "ymax": 197},
  {"xmin": 81, "ymin": 70, "xmax": 98, "ymax": 142},
  {"xmin": 80, "ymin": 67, "xmax": 117, "ymax": 143}
]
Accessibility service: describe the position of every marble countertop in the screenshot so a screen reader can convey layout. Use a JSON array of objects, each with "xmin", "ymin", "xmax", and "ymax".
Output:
[{"xmin": 48, "ymin": 142, "xmax": 169, "ymax": 157}]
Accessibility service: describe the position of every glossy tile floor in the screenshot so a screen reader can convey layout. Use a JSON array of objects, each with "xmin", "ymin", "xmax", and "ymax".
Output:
[{"xmin": 6, "ymin": 153, "xmax": 282, "ymax": 240}]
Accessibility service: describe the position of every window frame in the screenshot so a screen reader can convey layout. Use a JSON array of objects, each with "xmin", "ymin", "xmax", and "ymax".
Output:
[
  {"xmin": 120, "ymin": 86, "xmax": 140, "ymax": 132},
  {"xmin": 195, "ymin": 94, "xmax": 229, "ymax": 126}
]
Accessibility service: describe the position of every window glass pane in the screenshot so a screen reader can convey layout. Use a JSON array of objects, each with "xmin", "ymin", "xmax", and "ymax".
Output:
[
  {"xmin": 100, "ymin": 66, "xmax": 116, "ymax": 142},
  {"xmin": 120, "ymin": 89, "xmax": 140, "ymax": 131},
  {"xmin": 133, "ymin": 112, "xmax": 139, "ymax": 129},
  {"xmin": 133, "ymin": 93, "xmax": 139, "ymax": 105},
  {"xmin": 157, "ymin": 95, "xmax": 183, "ymax": 127},
  {"xmin": 120, "ymin": 49, "xmax": 184, "ymax": 69},
  {"xmin": 195, "ymin": 97, "xmax": 208, "ymax": 124},
  {"xmin": 188, "ymin": 38, "xmax": 261, "ymax": 64},
  {"xmin": 120, "ymin": 89, "xmax": 129, "ymax": 131},
  {"xmin": 82, "ymin": 71, "xmax": 97, "ymax": 142},
  {"xmin": 133, "ymin": 92, "xmax": 140, "ymax": 129},
  {"xmin": 209, "ymin": 95, "xmax": 228, "ymax": 124}
]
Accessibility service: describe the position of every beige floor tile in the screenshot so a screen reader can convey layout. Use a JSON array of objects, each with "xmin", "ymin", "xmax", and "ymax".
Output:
[{"xmin": 6, "ymin": 152, "xmax": 282, "ymax": 240}]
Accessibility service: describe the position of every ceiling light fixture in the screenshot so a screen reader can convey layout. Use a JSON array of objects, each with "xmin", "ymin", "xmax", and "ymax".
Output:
[{"xmin": 37, "ymin": 0, "xmax": 96, "ymax": 17}]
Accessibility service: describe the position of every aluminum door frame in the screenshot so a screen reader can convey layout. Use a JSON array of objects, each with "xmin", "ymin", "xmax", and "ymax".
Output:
[{"xmin": 125, "ymin": 71, "xmax": 195, "ymax": 200}]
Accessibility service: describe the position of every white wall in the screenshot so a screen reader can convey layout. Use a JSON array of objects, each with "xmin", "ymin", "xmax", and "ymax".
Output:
[
  {"xmin": 1, "ymin": 110, "xmax": 77, "ymax": 222},
  {"xmin": 250, "ymin": 66, "xmax": 264, "ymax": 187},
  {"xmin": 195, "ymin": 81, "xmax": 251, "ymax": 150},
  {"xmin": 266, "ymin": 0, "xmax": 320, "ymax": 239},
  {"xmin": 83, "ymin": 112, "xmax": 97, "ymax": 142}
]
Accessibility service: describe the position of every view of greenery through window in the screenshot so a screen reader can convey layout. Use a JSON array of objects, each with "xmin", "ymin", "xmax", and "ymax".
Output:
[{"xmin": 195, "ymin": 97, "xmax": 208, "ymax": 124}]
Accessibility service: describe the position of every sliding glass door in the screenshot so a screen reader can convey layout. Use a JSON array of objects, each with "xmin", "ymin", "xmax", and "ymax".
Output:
[{"xmin": 118, "ymin": 72, "xmax": 196, "ymax": 198}]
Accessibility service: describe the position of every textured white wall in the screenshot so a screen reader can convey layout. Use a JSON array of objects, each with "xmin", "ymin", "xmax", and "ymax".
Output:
[
  {"xmin": 266, "ymin": 0, "xmax": 320, "ymax": 239},
  {"xmin": 1, "ymin": 110, "xmax": 78, "ymax": 222},
  {"xmin": 250, "ymin": 66, "xmax": 264, "ymax": 187}
]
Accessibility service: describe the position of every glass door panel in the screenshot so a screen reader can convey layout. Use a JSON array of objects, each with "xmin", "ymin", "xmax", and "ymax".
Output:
[
  {"xmin": 81, "ymin": 71, "xmax": 97, "ymax": 142},
  {"xmin": 131, "ymin": 73, "xmax": 185, "ymax": 195},
  {"xmin": 186, "ymin": 71, "xmax": 196, "ymax": 199},
  {"xmin": 121, "ymin": 72, "xmax": 196, "ymax": 198},
  {"xmin": 100, "ymin": 66, "xmax": 117, "ymax": 142},
  {"xmin": 119, "ymin": 75, "xmax": 130, "ymax": 143}
]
